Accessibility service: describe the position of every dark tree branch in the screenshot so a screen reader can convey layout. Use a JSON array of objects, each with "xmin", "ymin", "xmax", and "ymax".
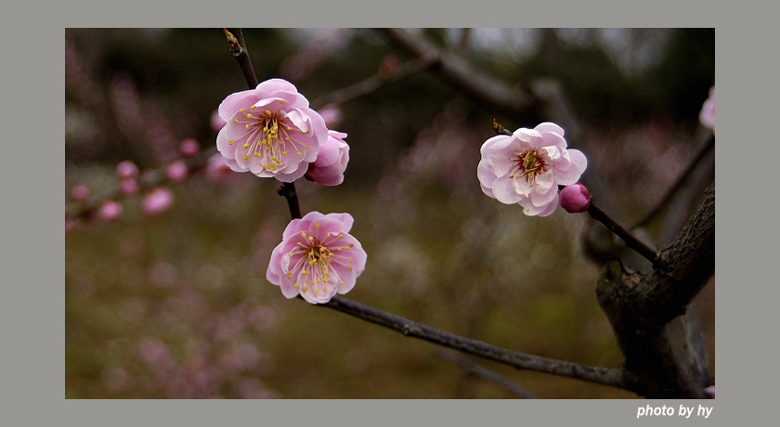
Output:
[
  {"xmin": 588, "ymin": 202, "xmax": 659, "ymax": 264},
  {"xmin": 320, "ymin": 295, "xmax": 625, "ymax": 389},
  {"xmin": 276, "ymin": 182, "xmax": 302, "ymax": 220},
  {"xmin": 434, "ymin": 349, "xmax": 536, "ymax": 399},
  {"xmin": 378, "ymin": 28, "xmax": 539, "ymax": 117},
  {"xmin": 597, "ymin": 183, "xmax": 715, "ymax": 398},
  {"xmin": 631, "ymin": 135, "xmax": 715, "ymax": 230},
  {"xmin": 311, "ymin": 55, "xmax": 440, "ymax": 110}
]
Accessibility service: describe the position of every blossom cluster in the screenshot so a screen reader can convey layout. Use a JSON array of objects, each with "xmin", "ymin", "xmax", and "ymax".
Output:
[
  {"xmin": 214, "ymin": 79, "xmax": 360, "ymax": 304},
  {"xmin": 477, "ymin": 122, "xmax": 587, "ymax": 216}
]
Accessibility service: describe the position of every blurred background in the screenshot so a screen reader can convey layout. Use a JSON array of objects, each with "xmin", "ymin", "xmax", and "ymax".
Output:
[{"xmin": 65, "ymin": 28, "xmax": 715, "ymax": 398}]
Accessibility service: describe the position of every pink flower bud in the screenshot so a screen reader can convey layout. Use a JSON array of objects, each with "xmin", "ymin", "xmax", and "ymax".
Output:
[
  {"xmin": 116, "ymin": 161, "xmax": 139, "ymax": 180},
  {"xmin": 210, "ymin": 110, "xmax": 227, "ymax": 132},
  {"xmin": 206, "ymin": 153, "xmax": 234, "ymax": 183},
  {"xmin": 305, "ymin": 131, "xmax": 349, "ymax": 186},
  {"xmin": 165, "ymin": 161, "xmax": 188, "ymax": 182},
  {"xmin": 559, "ymin": 183, "xmax": 591, "ymax": 213},
  {"xmin": 66, "ymin": 218, "xmax": 76, "ymax": 234},
  {"xmin": 699, "ymin": 86, "xmax": 715, "ymax": 131},
  {"xmin": 71, "ymin": 185, "xmax": 90, "ymax": 202},
  {"xmin": 142, "ymin": 188, "xmax": 174, "ymax": 216},
  {"xmin": 119, "ymin": 178, "xmax": 139, "ymax": 195},
  {"xmin": 318, "ymin": 105, "xmax": 343, "ymax": 127},
  {"xmin": 99, "ymin": 201, "xmax": 123, "ymax": 222},
  {"xmin": 180, "ymin": 138, "xmax": 201, "ymax": 158}
]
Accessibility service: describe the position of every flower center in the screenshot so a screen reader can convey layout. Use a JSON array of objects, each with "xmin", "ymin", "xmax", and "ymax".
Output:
[
  {"xmin": 229, "ymin": 101, "xmax": 312, "ymax": 172},
  {"xmin": 510, "ymin": 148, "xmax": 548, "ymax": 185},
  {"xmin": 285, "ymin": 229, "xmax": 356, "ymax": 294}
]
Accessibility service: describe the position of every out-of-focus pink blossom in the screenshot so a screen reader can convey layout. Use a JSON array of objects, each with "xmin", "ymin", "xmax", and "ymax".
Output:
[
  {"xmin": 179, "ymin": 138, "xmax": 201, "ymax": 158},
  {"xmin": 267, "ymin": 211, "xmax": 367, "ymax": 304},
  {"xmin": 71, "ymin": 185, "xmax": 90, "ymax": 202},
  {"xmin": 66, "ymin": 218, "xmax": 75, "ymax": 234},
  {"xmin": 215, "ymin": 78, "xmax": 329, "ymax": 182},
  {"xmin": 210, "ymin": 110, "xmax": 227, "ymax": 132},
  {"xmin": 206, "ymin": 153, "xmax": 235, "ymax": 183},
  {"xmin": 559, "ymin": 182, "xmax": 591, "ymax": 213},
  {"xmin": 318, "ymin": 105, "xmax": 343, "ymax": 127},
  {"xmin": 477, "ymin": 122, "xmax": 587, "ymax": 217},
  {"xmin": 142, "ymin": 188, "xmax": 174, "ymax": 216},
  {"xmin": 116, "ymin": 161, "xmax": 139, "ymax": 180},
  {"xmin": 99, "ymin": 201, "xmax": 123, "ymax": 222},
  {"xmin": 119, "ymin": 178, "xmax": 139, "ymax": 195},
  {"xmin": 699, "ymin": 86, "xmax": 715, "ymax": 131},
  {"xmin": 165, "ymin": 161, "xmax": 188, "ymax": 182},
  {"xmin": 305, "ymin": 131, "xmax": 350, "ymax": 186}
]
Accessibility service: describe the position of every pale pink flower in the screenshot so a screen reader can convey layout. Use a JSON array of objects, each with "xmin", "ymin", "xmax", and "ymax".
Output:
[
  {"xmin": 166, "ymin": 160, "xmax": 188, "ymax": 182},
  {"xmin": 477, "ymin": 122, "xmax": 587, "ymax": 217},
  {"xmin": 71, "ymin": 185, "xmax": 90, "ymax": 202},
  {"xmin": 559, "ymin": 182, "xmax": 591, "ymax": 213},
  {"xmin": 99, "ymin": 201, "xmax": 123, "ymax": 221},
  {"xmin": 210, "ymin": 110, "xmax": 227, "ymax": 132},
  {"xmin": 142, "ymin": 188, "xmax": 174, "ymax": 216},
  {"xmin": 119, "ymin": 178, "xmax": 139, "ymax": 196},
  {"xmin": 318, "ymin": 105, "xmax": 343, "ymax": 127},
  {"xmin": 266, "ymin": 212, "xmax": 367, "ymax": 304},
  {"xmin": 206, "ymin": 153, "xmax": 235, "ymax": 183},
  {"xmin": 305, "ymin": 131, "xmax": 350, "ymax": 186},
  {"xmin": 179, "ymin": 138, "xmax": 201, "ymax": 158},
  {"xmin": 699, "ymin": 86, "xmax": 715, "ymax": 131},
  {"xmin": 116, "ymin": 160, "xmax": 139, "ymax": 180},
  {"xmin": 215, "ymin": 78, "xmax": 329, "ymax": 182}
]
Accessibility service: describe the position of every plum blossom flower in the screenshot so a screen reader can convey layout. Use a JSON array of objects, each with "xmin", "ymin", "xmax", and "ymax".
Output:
[
  {"xmin": 99, "ymin": 201, "xmax": 123, "ymax": 221},
  {"xmin": 266, "ymin": 212, "xmax": 367, "ymax": 304},
  {"xmin": 71, "ymin": 185, "xmax": 90, "ymax": 202},
  {"xmin": 206, "ymin": 153, "xmax": 235, "ymax": 183},
  {"xmin": 165, "ymin": 161, "xmax": 188, "ymax": 182},
  {"xmin": 179, "ymin": 138, "xmax": 200, "ymax": 158},
  {"xmin": 119, "ymin": 178, "xmax": 139, "ymax": 195},
  {"xmin": 305, "ymin": 131, "xmax": 350, "ymax": 186},
  {"xmin": 699, "ymin": 86, "xmax": 715, "ymax": 131},
  {"xmin": 559, "ymin": 182, "xmax": 591, "ymax": 213},
  {"xmin": 477, "ymin": 122, "xmax": 587, "ymax": 217},
  {"xmin": 215, "ymin": 78, "xmax": 329, "ymax": 182},
  {"xmin": 116, "ymin": 161, "xmax": 139, "ymax": 180},
  {"xmin": 142, "ymin": 188, "xmax": 174, "ymax": 216}
]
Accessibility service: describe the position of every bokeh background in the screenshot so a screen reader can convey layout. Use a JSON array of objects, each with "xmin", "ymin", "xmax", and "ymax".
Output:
[{"xmin": 65, "ymin": 28, "xmax": 715, "ymax": 398}]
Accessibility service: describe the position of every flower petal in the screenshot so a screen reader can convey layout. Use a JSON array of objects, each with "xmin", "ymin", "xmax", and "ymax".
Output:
[
  {"xmin": 492, "ymin": 176, "xmax": 522, "ymax": 204},
  {"xmin": 553, "ymin": 149, "xmax": 587, "ymax": 185}
]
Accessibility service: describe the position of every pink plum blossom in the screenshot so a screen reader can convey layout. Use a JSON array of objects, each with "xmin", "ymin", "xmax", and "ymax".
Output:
[
  {"xmin": 559, "ymin": 182, "xmax": 591, "ymax": 213},
  {"xmin": 318, "ymin": 105, "xmax": 343, "ymax": 127},
  {"xmin": 699, "ymin": 86, "xmax": 715, "ymax": 131},
  {"xmin": 305, "ymin": 131, "xmax": 350, "ymax": 186},
  {"xmin": 267, "ymin": 211, "xmax": 367, "ymax": 304},
  {"xmin": 142, "ymin": 188, "xmax": 174, "ymax": 216},
  {"xmin": 206, "ymin": 153, "xmax": 235, "ymax": 183},
  {"xmin": 477, "ymin": 122, "xmax": 587, "ymax": 217},
  {"xmin": 119, "ymin": 178, "xmax": 139, "ymax": 195},
  {"xmin": 116, "ymin": 161, "xmax": 139, "ymax": 180},
  {"xmin": 165, "ymin": 160, "xmax": 188, "ymax": 182},
  {"xmin": 215, "ymin": 78, "xmax": 329, "ymax": 182},
  {"xmin": 179, "ymin": 138, "xmax": 201, "ymax": 157},
  {"xmin": 65, "ymin": 218, "xmax": 75, "ymax": 234},
  {"xmin": 71, "ymin": 185, "xmax": 90, "ymax": 202},
  {"xmin": 210, "ymin": 110, "xmax": 227, "ymax": 132},
  {"xmin": 99, "ymin": 201, "xmax": 123, "ymax": 222}
]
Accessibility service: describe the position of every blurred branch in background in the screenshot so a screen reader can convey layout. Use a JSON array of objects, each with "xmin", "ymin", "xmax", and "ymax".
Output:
[{"xmin": 434, "ymin": 349, "xmax": 536, "ymax": 399}]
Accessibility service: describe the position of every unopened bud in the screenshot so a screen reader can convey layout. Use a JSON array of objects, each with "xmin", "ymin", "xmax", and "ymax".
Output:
[{"xmin": 560, "ymin": 183, "xmax": 591, "ymax": 213}]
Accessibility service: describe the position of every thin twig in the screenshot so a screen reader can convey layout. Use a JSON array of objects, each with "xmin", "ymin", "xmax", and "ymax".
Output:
[
  {"xmin": 311, "ymin": 55, "xmax": 440, "ymax": 110},
  {"xmin": 321, "ymin": 295, "xmax": 625, "ymax": 389},
  {"xmin": 588, "ymin": 202, "xmax": 659, "ymax": 264},
  {"xmin": 66, "ymin": 150, "xmax": 213, "ymax": 219},
  {"xmin": 224, "ymin": 28, "xmax": 258, "ymax": 88},
  {"xmin": 631, "ymin": 135, "xmax": 715, "ymax": 230},
  {"xmin": 435, "ymin": 349, "xmax": 536, "ymax": 398},
  {"xmin": 277, "ymin": 182, "xmax": 302, "ymax": 219}
]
